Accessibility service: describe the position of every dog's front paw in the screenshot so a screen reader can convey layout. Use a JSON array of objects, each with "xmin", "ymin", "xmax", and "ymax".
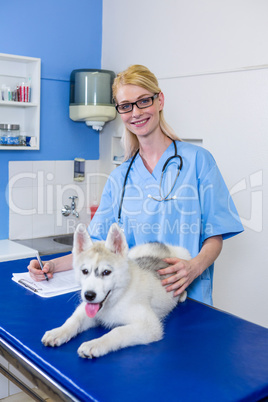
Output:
[
  {"xmin": 42, "ymin": 327, "xmax": 72, "ymax": 347},
  {"xmin": 78, "ymin": 339, "xmax": 110, "ymax": 359}
]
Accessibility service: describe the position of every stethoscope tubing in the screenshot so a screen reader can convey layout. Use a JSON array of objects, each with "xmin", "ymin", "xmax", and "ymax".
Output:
[
  {"xmin": 117, "ymin": 148, "xmax": 139, "ymax": 223},
  {"xmin": 117, "ymin": 140, "xmax": 182, "ymax": 224}
]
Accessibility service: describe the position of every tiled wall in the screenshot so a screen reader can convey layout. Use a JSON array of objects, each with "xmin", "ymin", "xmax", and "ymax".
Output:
[{"xmin": 9, "ymin": 160, "xmax": 102, "ymax": 240}]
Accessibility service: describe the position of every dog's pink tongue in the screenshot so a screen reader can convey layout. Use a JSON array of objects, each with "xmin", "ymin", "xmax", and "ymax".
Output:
[{"xmin": 85, "ymin": 303, "xmax": 100, "ymax": 318}]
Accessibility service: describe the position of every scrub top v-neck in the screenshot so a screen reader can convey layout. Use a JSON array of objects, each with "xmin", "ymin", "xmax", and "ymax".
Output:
[
  {"xmin": 89, "ymin": 141, "xmax": 243, "ymax": 304},
  {"xmin": 134, "ymin": 141, "xmax": 175, "ymax": 182}
]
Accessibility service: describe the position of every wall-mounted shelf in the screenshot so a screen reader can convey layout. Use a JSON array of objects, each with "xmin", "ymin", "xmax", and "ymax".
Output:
[
  {"xmin": 0, "ymin": 53, "xmax": 41, "ymax": 150},
  {"xmin": 0, "ymin": 100, "xmax": 38, "ymax": 107}
]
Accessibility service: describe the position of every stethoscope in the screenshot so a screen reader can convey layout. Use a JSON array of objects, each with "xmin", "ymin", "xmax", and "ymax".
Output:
[{"xmin": 118, "ymin": 140, "xmax": 183, "ymax": 225}]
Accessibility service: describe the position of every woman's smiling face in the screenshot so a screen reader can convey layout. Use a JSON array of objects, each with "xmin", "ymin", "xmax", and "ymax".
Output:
[{"xmin": 115, "ymin": 84, "xmax": 164, "ymax": 139}]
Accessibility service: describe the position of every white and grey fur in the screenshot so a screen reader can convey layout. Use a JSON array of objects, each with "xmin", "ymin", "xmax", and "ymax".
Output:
[{"xmin": 41, "ymin": 223, "xmax": 191, "ymax": 358}]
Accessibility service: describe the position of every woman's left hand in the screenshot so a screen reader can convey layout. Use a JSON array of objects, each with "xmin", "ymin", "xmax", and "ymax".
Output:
[
  {"xmin": 158, "ymin": 235, "xmax": 223, "ymax": 297},
  {"xmin": 158, "ymin": 258, "xmax": 200, "ymax": 297}
]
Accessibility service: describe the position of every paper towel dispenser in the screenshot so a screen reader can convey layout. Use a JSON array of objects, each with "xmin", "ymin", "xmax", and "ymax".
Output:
[{"xmin": 69, "ymin": 69, "xmax": 116, "ymax": 131}]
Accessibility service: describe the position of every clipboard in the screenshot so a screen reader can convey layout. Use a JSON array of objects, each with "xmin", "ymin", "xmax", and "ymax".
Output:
[{"xmin": 12, "ymin": 270, "xmax": 81, "ymax": 298}]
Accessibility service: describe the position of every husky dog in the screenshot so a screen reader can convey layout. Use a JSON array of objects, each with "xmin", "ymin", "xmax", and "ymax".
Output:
[{"xmin": 42, "ymin": 223, "xmax": 191, "ymax": 358}]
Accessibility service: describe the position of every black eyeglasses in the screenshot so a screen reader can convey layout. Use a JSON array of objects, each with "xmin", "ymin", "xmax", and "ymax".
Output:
[{"xmin": 115, "ymin": 93, "xmax": 159, "ymax": 114}]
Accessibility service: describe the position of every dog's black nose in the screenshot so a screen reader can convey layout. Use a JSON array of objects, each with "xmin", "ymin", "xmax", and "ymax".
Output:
[{"xmin": 85, "ymin": 291, "xmax": 97, "ymax": 302}]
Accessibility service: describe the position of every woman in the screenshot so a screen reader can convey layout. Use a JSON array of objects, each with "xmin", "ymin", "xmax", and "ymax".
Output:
[{"xmin": 28, "ymin": 65, "xmax": 243, "ymax": 305}]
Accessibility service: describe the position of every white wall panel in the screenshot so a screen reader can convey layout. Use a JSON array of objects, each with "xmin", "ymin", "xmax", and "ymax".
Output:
[{"xmin": 101, "ymin": 0, "xmax": 268, "ymax": 327}]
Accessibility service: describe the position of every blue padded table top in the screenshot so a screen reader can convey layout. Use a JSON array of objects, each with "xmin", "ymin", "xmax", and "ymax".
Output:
[{"xmin": 1, "ymin": 255, "xmax": 268, "ymax": 402}]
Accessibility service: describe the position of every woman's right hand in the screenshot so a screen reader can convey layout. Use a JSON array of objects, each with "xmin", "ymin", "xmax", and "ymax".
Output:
[{"xmin": 27, "ymin": 259, "xmax": 55, "ymax": 281}]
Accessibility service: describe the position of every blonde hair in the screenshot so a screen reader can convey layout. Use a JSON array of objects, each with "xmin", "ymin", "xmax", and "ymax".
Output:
[{"xmin": 112, "ymin": 65, "xmax": 181, "ymax": 160}]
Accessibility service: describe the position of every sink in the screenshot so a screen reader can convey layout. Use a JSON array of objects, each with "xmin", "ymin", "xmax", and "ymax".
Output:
[
  {"xmin": 53, "ymin": 234, "xmax": 73, "ymax": 246},
  {"xmin": 14, "ymin": 234, "xmax": 74, "ymax": 256}
]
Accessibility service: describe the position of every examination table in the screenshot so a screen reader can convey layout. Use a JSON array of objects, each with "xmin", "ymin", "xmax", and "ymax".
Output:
[{"xmin": 1, "ymin": 254, "xmax": 268, "ymax": 402}]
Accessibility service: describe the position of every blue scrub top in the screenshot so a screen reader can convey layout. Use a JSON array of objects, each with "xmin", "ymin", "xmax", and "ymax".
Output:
[{"xmin": 89, "ymin": 141, "xmax": 244, "ymax": 305}]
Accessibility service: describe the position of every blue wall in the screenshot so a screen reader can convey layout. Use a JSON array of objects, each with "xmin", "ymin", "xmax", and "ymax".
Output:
[{"xmin": 0, "ymin": 0, "xmax": 103, "ymax": 239}]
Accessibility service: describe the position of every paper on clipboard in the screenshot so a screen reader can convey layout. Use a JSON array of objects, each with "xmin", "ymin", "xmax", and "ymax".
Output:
[{"xmin": 12, "ymin": 270, "xmax": 81, "ymax": 297}]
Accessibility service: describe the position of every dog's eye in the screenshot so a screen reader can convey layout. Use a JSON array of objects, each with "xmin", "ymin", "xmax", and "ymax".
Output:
[
  {"xmin": 102, "ymin": 270, "xmax": 111, "ymax": 277},
  {"xmin": 82, "ymin": 269, "xmax": 89, "ymax": 275}
]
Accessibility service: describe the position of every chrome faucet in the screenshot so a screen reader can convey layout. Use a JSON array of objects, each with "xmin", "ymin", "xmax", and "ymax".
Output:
[{"xmin": 61, "ymin": 196, "xmax": 79, "ymax": 218}]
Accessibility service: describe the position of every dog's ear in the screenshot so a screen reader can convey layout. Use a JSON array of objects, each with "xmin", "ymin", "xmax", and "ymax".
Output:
[
  {"xmin": 73, "ymin": 223, "xmax": 93, "ymax": 256},
  {"xmin": 105, "ymin": 223, "xmax": 128, "ymax": 257}
]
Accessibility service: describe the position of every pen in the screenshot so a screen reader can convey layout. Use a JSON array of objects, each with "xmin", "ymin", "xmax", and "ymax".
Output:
[{"xmin": 36, "ymin": 252, "xmax": 49, "ymax": 281}]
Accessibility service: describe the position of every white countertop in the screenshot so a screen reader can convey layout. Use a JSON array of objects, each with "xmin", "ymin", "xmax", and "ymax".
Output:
[{"xmin": 0, "ymin": 240, "xmax": 37, "ymax": 262}]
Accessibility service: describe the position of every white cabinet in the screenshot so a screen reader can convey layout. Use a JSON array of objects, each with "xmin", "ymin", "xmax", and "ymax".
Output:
[{"xmin": 0, "ymin": 53, "xmax": 41, "ymax": 150}]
